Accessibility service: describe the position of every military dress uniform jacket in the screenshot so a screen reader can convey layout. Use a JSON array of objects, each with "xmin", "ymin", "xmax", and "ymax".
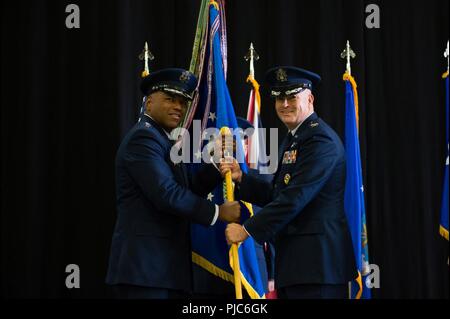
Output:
[
  {"xmin": 106, "ymin": 115, "xmax": 221, "ymax": 291},
  {"xmin": 237, "ymin": 113, "xmax": 357, "ymax": 289}
]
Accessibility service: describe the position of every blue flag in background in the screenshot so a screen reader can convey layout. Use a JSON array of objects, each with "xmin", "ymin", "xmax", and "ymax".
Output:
[
  {"xmin": 440, "ymin": 73, "xmax": 449, "ymax": 241},
  {"xmin": 343, "ymin": 73, "xmax": 371, "ymax": 299},
  {"xmin": 189, "ymin": 1, "xmax": 265, "ymax": 299}
]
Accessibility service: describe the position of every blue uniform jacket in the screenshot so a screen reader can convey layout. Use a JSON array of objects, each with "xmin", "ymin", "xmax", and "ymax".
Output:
[
  {"xmin": 238, "ymin": 113, "xmax": 357, "ymax": 288},
  {"xmin": 106, "ymin": 115, "xmax": 221, "ymax": 291}
]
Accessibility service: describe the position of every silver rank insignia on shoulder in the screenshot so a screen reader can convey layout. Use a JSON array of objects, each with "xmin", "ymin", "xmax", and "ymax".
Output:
[
  {"xmin": 144, "ymin": 122, "xmax": 151, "ymax": 128},
  {"xmin": 284, "ymin": 173, "xmax": 291, "ymax": 185},
  {"xmin": 282, "ymin": 150, "xmax": 297, "ymax": 164},
  {"xmin": 310, "ymin": 122, "xmax": 319, "ymax": 128}
]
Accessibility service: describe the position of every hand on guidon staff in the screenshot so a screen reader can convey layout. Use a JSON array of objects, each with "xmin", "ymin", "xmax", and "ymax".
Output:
[
  {"xmin": 225, "ymin": 223, "xmax": 249, "ymax": 245},
  {"xmin": 219, "ymin": 157, "xmax": 243, "ymax": 183},
  {"xmin": 210, "ymin": 134, "xmax": 235, "ymax": 163},
  {"xmin": 218, "ymin": 201, "xmax": 241, "ymax": 223}
]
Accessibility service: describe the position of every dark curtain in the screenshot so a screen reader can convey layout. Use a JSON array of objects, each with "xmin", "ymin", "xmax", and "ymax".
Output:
[{"xmin": 1, "ymin": 0, "xmax": 448, "ymax": 298}]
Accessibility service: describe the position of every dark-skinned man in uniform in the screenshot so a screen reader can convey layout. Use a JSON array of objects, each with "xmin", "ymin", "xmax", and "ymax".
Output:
[{"xmin": 106, "ymin": 68, "xmax": 241, "ymax": 299}]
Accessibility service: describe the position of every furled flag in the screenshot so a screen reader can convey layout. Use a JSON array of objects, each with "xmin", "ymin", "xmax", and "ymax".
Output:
[
  {"xmin": 439, "ymin": 63, "xmax": 449, "ymax": 241},
  {"xmin": 244, "ymin": 51, "xmax": 277, "ymax": 299},
  {"xmin": 183, "ymin": 0, "xmax": 265, "ymax": 299},
  {"xmin": 245, "ymin": 60, "xmax": 268, "ymax": 172},
  {"xmin": 343, "ymin": 72, "xmax": 372, "ymax": 299}
]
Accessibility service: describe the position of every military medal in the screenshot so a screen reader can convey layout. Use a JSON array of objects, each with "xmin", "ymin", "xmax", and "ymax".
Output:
[
  {"xmin": 282, "ymin": 150, "xmax": 297, "ymax": 164},
  {"xmin": 291, "ymin": 150, "xmax": 297, "ymax": 163},
  {"xmin": 284, "ymin": 173, "xmax": 291, "ymax": 185}
]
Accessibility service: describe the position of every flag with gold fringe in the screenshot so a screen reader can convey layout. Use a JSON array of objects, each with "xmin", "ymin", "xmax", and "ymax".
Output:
[
  {"xmin": 244, "ymin": 51, "xmax": 277, "ymax": 299},
  {"xmin": 343, "ymin": 72, "xmax": 372, "ymax": 299},
  {"xmin": 245, "ymin": 63, "xmax": 268, "ymax": 172},
  {"xmin": 439, "ymin": 67, "xmax": 449, "ymax": 241},
  {"xmin": 184, "ymin": 0, "xmax": 265, "ymax": 299}
]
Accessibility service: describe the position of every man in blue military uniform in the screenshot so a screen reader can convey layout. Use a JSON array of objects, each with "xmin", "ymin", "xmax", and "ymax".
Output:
[
  {"xmin": 106, "ymin": 68, "xmax": 241, "ymax": 299},
  {"xmin": 222, "ymin": 66, "xmax": 357, "ymax": 299}
]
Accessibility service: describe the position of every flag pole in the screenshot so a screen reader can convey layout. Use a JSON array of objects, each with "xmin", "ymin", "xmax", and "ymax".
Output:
[
  {"xmin": 244, "ymin": 43, "xmax": 260, "ymax": 109},
  {"xmin": 444, "ymin": 40, "xmax": 449, "ymax": 77},
  {"xmin": 340, "ymin": 40, "xmax": 356, "ymax": 76},
  {"xmin": 139, "ymin": 41, "xmax": 154, "ymax": 78},
  {"xmin": 245, "ymin": 43, "xmax": 259, "ymax": 79},
  {"xmin": 341, "ymin": 40, "xmax": 364, "ymax": 299},
  {"xmin": 138, "ymin": 42, "xmax": 155, "ymax": 120},
  {"xmin": 244, "ymin": 43, "xmax": 261, "ymax": 169},
  {"xmin": 220, "ymin": 127, "xmax": 243, "ymax": 299},
  {"xmin": 441, "ymin": 40, "xmax": 449, "ymax": 248},
  {"xmin": 341, "ymin": 41, "xmax": 360, "ymax": 131}
]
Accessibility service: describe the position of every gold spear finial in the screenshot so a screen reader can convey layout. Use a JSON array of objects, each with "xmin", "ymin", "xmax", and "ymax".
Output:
[
  {"xmin": 444, "ymin": 40, "xmax": 449, "ymax": 74},
  {"xmin": 340, "ymin": 40, "xmax": 356, "ymax": 75},
  {"xmin": 244, "ymin": 42, "xmax": 260, "ymax": 78},
  {"xmin": 139, "ymin": 41, "xmax": 155, "ymax": 78}
]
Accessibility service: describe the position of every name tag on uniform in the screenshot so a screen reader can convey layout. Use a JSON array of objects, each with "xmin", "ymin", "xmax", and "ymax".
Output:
[{"xmin": 282, "ymin": 150, "xmax": 297, "ymax": 164}]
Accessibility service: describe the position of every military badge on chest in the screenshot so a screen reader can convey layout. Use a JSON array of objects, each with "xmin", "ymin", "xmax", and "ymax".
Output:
[{"xmin": 282, "ymin": 149, "xmax": 297, "ymax": 165}]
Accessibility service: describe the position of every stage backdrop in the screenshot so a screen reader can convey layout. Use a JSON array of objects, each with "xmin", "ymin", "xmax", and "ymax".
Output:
[{"xmin": 1, "ymin": 0, "xmax": 448, "ymax": 298}]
